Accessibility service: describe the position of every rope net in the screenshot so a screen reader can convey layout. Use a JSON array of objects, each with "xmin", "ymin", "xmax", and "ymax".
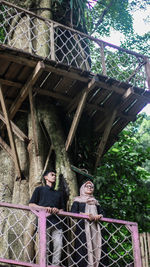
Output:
[{"xmin": 0, "ymin": 1, "xmax": 148, "ymax": 90}]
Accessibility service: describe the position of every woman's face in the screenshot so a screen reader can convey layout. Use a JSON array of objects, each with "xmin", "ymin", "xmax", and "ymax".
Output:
[{"xmin": 84, "ymin": 182, "xmax": 94, "ymax": 195}]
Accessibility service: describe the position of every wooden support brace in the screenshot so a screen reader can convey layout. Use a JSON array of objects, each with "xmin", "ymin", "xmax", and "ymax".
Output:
[
  {"xmin": 9, "ymin": 61, "xmax": 45, "ymax": 119},
  {"xmin": 0, "ymin": 85, "xmax": 22, "ymax": 179},
  {"xmin": 0, "ymin": 112, "xmax": 29, "ymax": 142},
  {"xmin": 95, "ymin": 109, "xmax": 117, "ymax": 169},
  {"xmin": 29, "ymin": 87, "xmax": 39, "ymax": 156},
  {"xmin": 65, "ymin": 77, "xmax": 98, "ymax": 151}
]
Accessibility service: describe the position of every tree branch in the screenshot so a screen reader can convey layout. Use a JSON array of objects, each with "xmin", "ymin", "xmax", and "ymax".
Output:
[{"xmin": 91, "ymin": 0, "xmax": 114, "ymax": 34}]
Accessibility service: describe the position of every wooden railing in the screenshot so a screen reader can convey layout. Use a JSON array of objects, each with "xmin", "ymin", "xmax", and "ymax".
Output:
[{"xmin": 0, "ymin": 0, "xmax": 150, "ymax": 90}]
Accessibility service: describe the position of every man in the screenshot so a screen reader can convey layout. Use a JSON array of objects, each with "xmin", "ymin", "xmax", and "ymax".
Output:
[{"xmin": 29, "ymin": 170, "xmax": 65, "ymax": 266}]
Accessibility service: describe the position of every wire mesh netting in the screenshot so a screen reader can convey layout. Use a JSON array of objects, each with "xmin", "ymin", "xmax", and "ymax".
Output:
[
  {"xmin": 0, "ymin": 1, "xmax": 149, "ymax": 90},
  {"xmin": 0, "ymin": 205, "xmax": 39, "ymax": 264},
  {"xmin": 0, "ymin": 203, "xmax": 140, "ymax": 267},
  {"xmin": 46, "ymin": 215, "xmax": 134, "ymax": 267}
]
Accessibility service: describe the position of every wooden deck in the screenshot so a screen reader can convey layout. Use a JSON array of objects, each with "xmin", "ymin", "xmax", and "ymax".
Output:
[{"xmin": 0, "ymin": 44, "xmax": 150, "ymax": 158}]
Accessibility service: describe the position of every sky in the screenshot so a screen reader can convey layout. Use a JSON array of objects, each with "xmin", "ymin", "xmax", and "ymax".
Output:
[{"xmin": 102, "ymin": 5, "xmax": 150, "ymax": 116}]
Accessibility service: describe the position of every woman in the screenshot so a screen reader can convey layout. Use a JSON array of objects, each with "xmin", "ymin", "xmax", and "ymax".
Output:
[{"xmin": 71, "ymin": 181, "xmax": 104, "ymax": 267}]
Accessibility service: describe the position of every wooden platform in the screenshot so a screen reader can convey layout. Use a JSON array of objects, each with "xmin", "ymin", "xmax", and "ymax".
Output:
[{"xmin": 0, "ymin": 44, "xmax": 150, "ymax": 168}]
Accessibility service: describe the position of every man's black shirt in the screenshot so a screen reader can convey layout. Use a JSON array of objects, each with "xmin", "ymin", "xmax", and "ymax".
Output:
[{"xmin": 29, "ymin": 185, "xmax": 65, "ymax": 228}]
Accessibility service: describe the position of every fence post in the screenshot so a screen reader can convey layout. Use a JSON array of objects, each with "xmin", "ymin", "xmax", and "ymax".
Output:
[
  {"xmin": 145, "ymin": 58, "xmax": 150, "ymax": 89},
  {"xmin": 50, "ymin": 22, "xmax": 55, "ymax": 61},
  {"xmin": 131, "ymin": 224, "xmax": 142, "ymax": 267},
  {"xmin": 100, "ymin": 42, "xmax": 107, "ymax": 75},
  {"xmin": 39, "ymin": 210, "xmax": 47, "ymax": 267}
]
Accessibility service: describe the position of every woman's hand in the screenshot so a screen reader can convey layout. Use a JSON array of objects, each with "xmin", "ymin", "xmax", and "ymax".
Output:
[{"xmin": 89, "ymin": 214, "xmax": 103, "ymax": 221}]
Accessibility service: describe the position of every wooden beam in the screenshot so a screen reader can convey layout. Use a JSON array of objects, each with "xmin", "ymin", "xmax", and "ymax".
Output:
[
  {"xmin": 65, "ymin": 77, "xmax": 97, "ymax": 151},
  {"xmin": 29, "ymin": 88, "xmax": 39, "ymax": 155},
  {"xmin": 0, "ymin": 85, "xmax": 22, "ymax": 179},
  {"xmin": 9, "ymin": 61, "xmax": 45, "ymax": 119},
  {"xmin": 0, "ymin": 49, "xmax": 89, "ymax": 82},
  {"xmin": 0, "ymin": 135, "xmax": 13, "ymax": 159},
  {"xmin": 95, "ymin": 109, "xmax": 117, "ymax": 169},
  {"xmin": 33, "ymin": 88, "xmax": 71, "ymax": 102},
  {"xmin": 0, "ymin": 78, "xmax": 22, "ymax": 88},
  {"xmin": 0, "ymin": 112, "xmax": 29, "ymax": 142}
]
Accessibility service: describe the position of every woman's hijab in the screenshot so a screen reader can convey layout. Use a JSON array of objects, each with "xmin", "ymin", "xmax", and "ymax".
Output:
[{"xmin": 73, "ymin": 181, "xmax": 99, "ymax": 205}]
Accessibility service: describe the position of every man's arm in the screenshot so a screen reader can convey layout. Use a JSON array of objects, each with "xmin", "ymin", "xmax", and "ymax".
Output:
[{"xmin": 29, "ymin": 203, "xmax": 59, "ymax": 214}]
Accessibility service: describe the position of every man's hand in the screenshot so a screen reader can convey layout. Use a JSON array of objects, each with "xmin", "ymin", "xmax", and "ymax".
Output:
[
  {"xmin": 45, "ymin": 207, "xmax": 59, "ymax": 214},
  {"xmin": 45, "ymin": 207, "xmax": 52, "ymax": 213}
]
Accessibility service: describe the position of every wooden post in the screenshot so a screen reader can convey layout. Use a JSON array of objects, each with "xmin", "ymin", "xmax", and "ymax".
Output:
[
  {"xmin": 9, "ymin": 61, "xmax": 45, "ymax": 119},
  {"xmin": 100, "ymin": 42, "xmax": 107, "ymax": 75},
  {"xmin": 50, "ymin": 22, "xmax": 55, "ymax": 61},
  {"xmin": 29, "ymin": 87, "xmax": 39, "ymax": 155},
  {"xmin": 0, "ymin": 85, "xmax": 22, "ymax": 179},
  {"xmin": 145, "ymin": 58, "xmax": 150, "ymax": 89}
]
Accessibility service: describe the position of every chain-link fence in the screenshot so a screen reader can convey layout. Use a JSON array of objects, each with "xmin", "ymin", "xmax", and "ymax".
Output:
[
  {"xmin": 0, "ymin": 0, "xmax": 149, "ymax": 90},
  {"xmin": 0, "ymin": 202, "xmax": 142, "ymax": 267}
]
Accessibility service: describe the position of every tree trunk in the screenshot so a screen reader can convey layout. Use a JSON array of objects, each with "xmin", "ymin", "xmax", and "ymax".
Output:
[
  {"xmin": 0, "ymin": 0, "xmax": 78, "ymax": 206},
  {"xmin": 0, "ymin": 0, "xmax": 79, "ymax": 262}
]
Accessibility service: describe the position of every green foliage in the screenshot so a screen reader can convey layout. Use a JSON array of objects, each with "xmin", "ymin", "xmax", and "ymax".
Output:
[
  {"xmin": 94, "ymin": 113, "xmax": 150, "ymax": 232},
  {"xmin": 121, "ymin": 32, "xmax": 150, "ymax": 57}
]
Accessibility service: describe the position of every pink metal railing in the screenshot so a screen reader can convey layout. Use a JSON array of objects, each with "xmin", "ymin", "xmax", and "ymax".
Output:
[{"xmin": 0, "ymin": 202, "xmax": 142, "ymax": 267}]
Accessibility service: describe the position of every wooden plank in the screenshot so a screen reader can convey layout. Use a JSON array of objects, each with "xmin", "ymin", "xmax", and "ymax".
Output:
[
  {"xmin": 95, "ymin": 109, "xmax": 117, "ymax": 168},
  {"xmin": 0, "ymin": 112, "xmax": 29, "ymax": 142},
  {"xmin": 0, "ymin": 135, "xmax": 13, "ymax": 159},
  {"xmin": 9, "ymin": 61, "xmax": 45, "ymax": 119},
  {"xmin": 140, "ymin": 234, "xmax": 145, "ymax": 267},
  {"xmin": 29, "ymin": 88, "xmax": 39, "ymax": 155},
  {"xmin": 0, "ymin": 59, "xmax": 9, "ymax": 75},
  {"xmin": 65, "ymin": 77, "xmax": 97, "ymax": 151},
  {"xmin": 53, "ymin": 77, "xmax": 74, "ymax": 93},
  {"xmin": 5, "ymin": 62, "xmax": 21, "ymax": 80},
  {"xmin": 143, "ymin": 232, "xmax": 149, "ymax": 267},
  {"xmin": 0, "ymin": 85, "xmax": 22, "ymax": 179}
]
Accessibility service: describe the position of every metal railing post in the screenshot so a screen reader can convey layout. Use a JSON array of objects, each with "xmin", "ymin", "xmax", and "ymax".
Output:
[{"xmin": 38, "ymin": 210, "xmax": 47, "ymax": 267}]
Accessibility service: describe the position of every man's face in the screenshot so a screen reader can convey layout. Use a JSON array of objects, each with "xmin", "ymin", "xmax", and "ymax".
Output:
[{"xmin": 45, "ymin": 172, "xmax": 56, "ymax": 183}]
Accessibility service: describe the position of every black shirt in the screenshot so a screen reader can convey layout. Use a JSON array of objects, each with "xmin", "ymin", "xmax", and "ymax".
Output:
[{"xmin": 29, "ymin": 185, "xmax": 65, "ymax": 228}]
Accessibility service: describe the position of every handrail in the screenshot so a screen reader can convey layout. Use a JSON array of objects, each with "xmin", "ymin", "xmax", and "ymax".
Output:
[{"xmin": 0, "ymin": 0, "xmax": 148, "ymax": 59}]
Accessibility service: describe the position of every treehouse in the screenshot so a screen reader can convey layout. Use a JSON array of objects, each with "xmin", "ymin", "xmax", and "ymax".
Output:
[{"xmin": 0, "ymin": 1, "xmax": 149, "ymax": 267}]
